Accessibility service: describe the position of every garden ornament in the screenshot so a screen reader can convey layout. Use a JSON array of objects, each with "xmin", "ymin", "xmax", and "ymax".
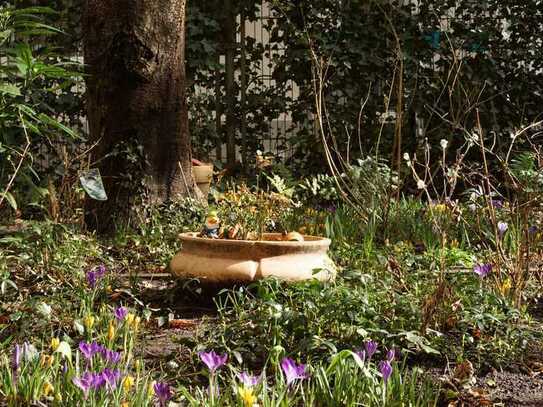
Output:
[{"xmin": 202, "ymin": 210, "xmax": 221, "ymax": 238}]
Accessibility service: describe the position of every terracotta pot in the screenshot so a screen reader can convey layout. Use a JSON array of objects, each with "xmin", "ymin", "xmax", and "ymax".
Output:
[
  {"xmin": 192, "ymin": 165, "xmax": 213, "ymax": 196},
  {"xmin": 170, "ymin": 232, "xmax": 336, "ymax": 283}
]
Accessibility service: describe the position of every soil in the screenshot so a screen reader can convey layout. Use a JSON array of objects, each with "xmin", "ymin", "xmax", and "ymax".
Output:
[{"xmin": 475, "ymin": 371, "xmax": 543, "ymax": 406}]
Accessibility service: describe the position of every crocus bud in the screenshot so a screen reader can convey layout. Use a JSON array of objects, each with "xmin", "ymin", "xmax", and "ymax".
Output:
[
  {"xmin": 84, "ymin": 315, "xmax": 95, "ymax": 331},
  {"xmin": 122, "ymin": 375, "xmax": 135, "ymax": 393},
  {"xmin": 126, "ymin": 313, "xmax": 135, "ymax": 327},
  {"xmin": 51, "ymin": 337, "xmax": 60, "ymax": 351},
  {"xmin": 108, "ymin": 321, "xmax": 116, "ymax": 341},
  {"xmin": 42, "ymin": 382, "xmax": 54, "ymax": 397}
]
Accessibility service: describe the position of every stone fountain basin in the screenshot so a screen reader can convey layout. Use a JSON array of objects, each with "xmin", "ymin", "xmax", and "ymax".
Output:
[{"xmin": 170, "ymin": 232, "xmax": 336, "ymax": 283}]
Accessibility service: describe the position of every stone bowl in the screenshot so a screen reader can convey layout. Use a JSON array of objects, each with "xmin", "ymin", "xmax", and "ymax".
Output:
[{"xmin": 169, "ymin": 232, "xmax": 336, "ymax": 283}]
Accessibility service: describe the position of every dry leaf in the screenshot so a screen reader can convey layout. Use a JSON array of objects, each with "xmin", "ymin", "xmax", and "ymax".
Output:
[{"xmin": 168, "ymin": 319, "xmax": 198, "ymax": 329}]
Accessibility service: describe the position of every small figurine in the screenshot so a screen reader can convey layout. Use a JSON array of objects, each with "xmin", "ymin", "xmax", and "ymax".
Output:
[{"xmin": 201, "ymin": 210, "xmax": 220, "ymax": 238}]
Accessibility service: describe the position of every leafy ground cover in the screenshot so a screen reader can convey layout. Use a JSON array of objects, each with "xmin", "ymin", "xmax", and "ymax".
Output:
[{"xmin": 1, "ymin": 189, "xmax": 542, "ymax": 406}]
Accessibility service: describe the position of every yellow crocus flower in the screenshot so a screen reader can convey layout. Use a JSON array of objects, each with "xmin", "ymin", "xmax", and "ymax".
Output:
[
  {"xmin": 126, "ymin": 313, "xmax": 135, "ymax": 327},
  {"xmin": 42, "ymin": 382, "xmax": 54, "ymax": 397},
  {"xmin": 122, "ymin": 375, "xmax": 135, "ymax": 393},
  {"xmin": 238, "ymin": 386, "xmax": 257, "ymax": 406},
  {"xmin": 133, "ymin": 316, "xmax": 141, "ymax": 332},
  {"xmin": 148, "ymin": 380, "xmax": 156, "ymax": 397},
  {"xmin": 50, "ymin": 337, "xmax": 60, "ymax": 351},
  {"xmin": 108, "ymin": 321, "xmax": 116, "ymax": 341},
  {"xmin": 120, "ymin": 402, "xmax": 129, "ymax": 407},
  {"xmin": 84, "ymin": 315, "xmax": 95, "ymax": 331},
  {"xmin": 40, "ymin": 354, "xmax": 55, "ymax": 368},
  {"xmin": 433, "ymin": 204, "xmax": 447, "ymax": 213},
  {"xmin": 500, "ymin": 278, "xmax": 512, "ymax": 296}
]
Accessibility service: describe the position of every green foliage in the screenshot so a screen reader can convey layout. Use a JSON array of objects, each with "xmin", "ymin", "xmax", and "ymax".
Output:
[
  {"xmin": 510, "ymin": 152, "xmax": 543, "ymax": 194},
  {"xmin": 0, "ymin": 4, "xmax": 81, "ymax": 215},
  {"xmin": 298, "ymin": 173, "xmax": 339, "ymax": 204},
  {"xmin": 210, "ymin": 184, "xmax": 294, "ymax": 239},
  {"xmin": 182, "ymin": 0, "xmax": 543, "ymax": 178},
  {"xmin": 180, "ymin": 351, "xmax": 439, "ymax": 406}
]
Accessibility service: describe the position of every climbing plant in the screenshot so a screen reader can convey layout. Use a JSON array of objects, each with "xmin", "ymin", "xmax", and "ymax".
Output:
[{"xmin": 183, "ymin": 0, "xmax": 543, "ymax": 178}]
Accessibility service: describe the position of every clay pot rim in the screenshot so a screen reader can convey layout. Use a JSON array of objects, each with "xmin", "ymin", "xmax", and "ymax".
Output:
[{"xmin": 179, "ymin": 232, "xmax": 331, "ymax": 248}]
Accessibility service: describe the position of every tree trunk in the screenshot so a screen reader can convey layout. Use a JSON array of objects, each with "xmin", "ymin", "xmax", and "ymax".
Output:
[{"xmin": 83, "ymin": 0, "xmax": 196, "ymax": 233}]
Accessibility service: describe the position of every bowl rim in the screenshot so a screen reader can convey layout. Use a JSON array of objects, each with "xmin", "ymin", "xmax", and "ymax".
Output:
[{"xmin": 179, "ymin": 232, "xmax": 331, "ymax": 248}]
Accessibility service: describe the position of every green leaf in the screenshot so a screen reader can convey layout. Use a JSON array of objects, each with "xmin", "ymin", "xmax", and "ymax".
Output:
[
  {"xmin": 1, "ymin": 192, "xmax": 18, "ymax": 210},
  {"xmin": 37, "ymin": 113, "xmax": 79, "ymax": 139},
  {"xmin": 0, "ymin": 29, "xmax": 12, "ymax": 43},
  {"xmin": 0, "ymin": 83, "xmax": 21, "ymax": 96},
  {"xmin": 0, "ymin": 279, "xmax": 18, "ymax": 295},
  {"xmin": 73, "ymin": 320, "xmax": 85, "ymax": 335},
  {"xmin": 36, "ymin": 302, "xmax": 52, "ymax": 318},
  {"xmin": 402, "ymin": 331, "xmax": 440, "ymax": 355}
]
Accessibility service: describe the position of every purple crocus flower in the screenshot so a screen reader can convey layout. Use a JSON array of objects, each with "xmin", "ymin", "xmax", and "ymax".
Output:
[
  {"xmin": 473, "ymin": 263, "xmax": 492, "ymax": 278},
  {"xmin": 364, "ymin": 340, "xmax": 378, "ymax": 360},
  {"xmin": 92, "ymin": 371, "xmax": 106, "ymax": 390},
  {"xmin": 528, "ymin": 225, "xmax": 538, "ymax": 235},
  {"xmin": 114, "ymin": 306, "xmax": 128, "ymax": 321},
  {"xmin": 238, "ymin": 371, "xmax": 261, "ymax": 387},
  {"xmin": 497, "ymin": 221, "xmax": 508, "ymax": 236},
  {"xmin": 86, "ymin": 271, "xmax": 96, "ymax": 287},
  {"xmin": 386, "ymin": 348, "xmax": 395, "ymax": 361},
  {"xmin": 79, "ymin": 341, "xmax": 103, "ymax": 360},
  {"xmin": 281, "ymin": 357, "xmax": 309, "ymax": 385},
  {"xmin": 379, "ymin": 360, "xmax": 393, "ymax": 383},
  {"xmin": 154, "ymin": 382, "xmax": 173, "ymax": 407},
  {"xmin": 355, "ymin": 349, "xmax": 366, "ymax": 363},
  {"xmin": 491, "ymin": 199, "xmax": 503, "ymax": 209},
  {"xmin": 100, "ymin": 348, "xmax": 121, "ymax": 364},
  {"xmin": 86, "ymin": 265, "xmax": 106, "ymax": 288},
  {"xmin": 101, "ymin": 368, "xmax": 121, "ymax": 390},
  {"xmin": 11, "ymin": 344, "xmax": 21, "ymax": 372},
  {"xmin": 199, "ymin": 351, "xmax": 228, "ymax": 373},
  {"xmin": 73, "ymin": 371, "xmax": 95, "ymax": 397}
]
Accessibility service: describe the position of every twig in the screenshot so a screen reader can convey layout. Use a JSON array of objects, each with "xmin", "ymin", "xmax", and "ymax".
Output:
[{"xmin": 0, "ymin": 110, "xmax": 31, "ymax": 210}]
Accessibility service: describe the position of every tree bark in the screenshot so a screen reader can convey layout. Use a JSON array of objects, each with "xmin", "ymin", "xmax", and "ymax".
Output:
[{"xmin": 83, "ymin": 0, "xmax": 196, "ymax": 233}]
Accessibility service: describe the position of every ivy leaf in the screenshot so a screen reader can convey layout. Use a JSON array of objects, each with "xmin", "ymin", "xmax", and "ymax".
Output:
[{"xmin": 402, "ymin": 331, "xmax": 440, "ymax": 355}]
